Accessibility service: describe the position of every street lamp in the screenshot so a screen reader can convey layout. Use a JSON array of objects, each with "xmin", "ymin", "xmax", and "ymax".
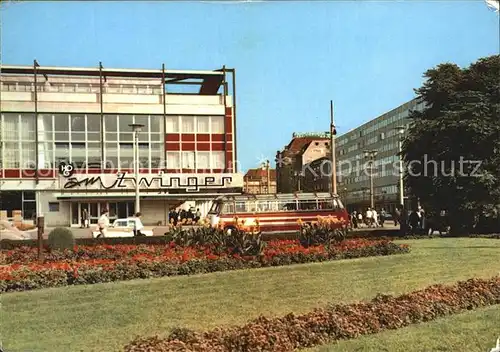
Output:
[
  {"xmin": 394, "ymin": 126, "xmax": 405, "ymax": 207},
  {"xmin": 261, "ymin": 159, "xmax": 270, "ymax": 194},
  {"xmin": 129, "ymin": 123, "xmax": 145, "ymax": 213},
  {"xmin": 364, "ymin": 150, "xmax": 378, "ymax": 209}
]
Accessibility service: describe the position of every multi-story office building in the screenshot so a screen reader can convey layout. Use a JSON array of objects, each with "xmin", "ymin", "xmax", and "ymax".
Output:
[
  {"xmin": 334, "ymin": 98, "xmax": 425, "ymax": 212},
  {"xmin": 275, "ymin": 133, "xmax": 330, "ymax": 193},
  {"xmin": 0, "ymin": 63, "xmax": 243, "ymax": 226},
  {"xmin": 243, "ymin": 168, "xmax": 277, "ymax": 194}
]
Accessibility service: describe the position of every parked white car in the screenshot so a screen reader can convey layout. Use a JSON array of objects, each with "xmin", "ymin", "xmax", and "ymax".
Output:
[{"xmin": 92, "ymin": 218, "xmax": 154, "ymax": 238}]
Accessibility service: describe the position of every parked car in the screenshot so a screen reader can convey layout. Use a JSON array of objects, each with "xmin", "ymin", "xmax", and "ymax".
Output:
[{"xmin": 92, "ymin": 218, "xmax": 154, "ymax": 238}]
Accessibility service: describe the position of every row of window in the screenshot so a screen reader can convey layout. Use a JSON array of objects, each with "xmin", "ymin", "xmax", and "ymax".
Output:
[
  {"xmin": 220, "ymin": 199, "xmax": 342, "ymax": 214},
  {"xmin": 1, "ymin": 82, "xmax": 165, "ymax": 95},
  {"xmin": 0, "ymin": 141, "xmax": 226, "ymax": 170},
  {"xmin": 0, "ymin": 113, "xmax": 226, "ymax": 143},
  {"xmin": 348, "ymin": 184, "xmax": 398, "ymax": 199}
]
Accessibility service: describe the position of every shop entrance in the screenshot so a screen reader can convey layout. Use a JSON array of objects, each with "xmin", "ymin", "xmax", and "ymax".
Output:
[{"xmin": 71, "ymin": 201, "xmax": 135, "ymax": 227}]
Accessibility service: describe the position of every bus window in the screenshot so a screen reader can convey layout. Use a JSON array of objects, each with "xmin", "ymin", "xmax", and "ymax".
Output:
[
  {"xmin": 222, "ymin": 202, "xmax": 235, "ymax": 214},
  {"xmin": 279, "ymin": 201, "xmax": 297, "ymax": 211},
  {"xmin": 318, "ymin": 199, "xmax": 342, "ymax": 210},
  {"xmin": 257, "ymin": 201, "xmax": 269, "ymax": 212},
  {"xmin": 208, "ymin": 201, "xmax": 221, "ymax": 214},
  {"xmin": 235, "ymin": 201, "xmax": 247, "ymax": 213},
  {"xmin": 333, "ymin": 198, "xmax": 344, "ymax": 209},
  {"xmin": 298, "ymin": 200, "xmax": 318, "ymax": 210}
]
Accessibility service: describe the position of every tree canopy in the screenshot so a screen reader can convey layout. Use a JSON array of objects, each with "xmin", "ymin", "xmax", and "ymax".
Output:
[{"xmin": 402, "ymin": 55, "xmax": 500, "ymax": 234}]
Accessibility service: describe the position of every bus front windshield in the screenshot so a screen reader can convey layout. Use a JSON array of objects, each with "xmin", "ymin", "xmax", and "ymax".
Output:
[{"xmin": 208, "ymin": 201, "xmax": 222, "ymax": 215}]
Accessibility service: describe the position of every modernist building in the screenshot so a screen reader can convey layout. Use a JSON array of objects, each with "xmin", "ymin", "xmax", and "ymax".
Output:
[
  {"xmin": 275, "ymin": 133, "xmax": 330, "ymax": 193},
  {"xmin": 0, "ymin": 63, "xmax": 243, "ymax": 226},
  {"xmin": 333, "ymin": 98, "xmax": 425, "ymax": 212},
  {"xmin": 243, "ymin": 168, "xmax": 277, "ymax": 194}
]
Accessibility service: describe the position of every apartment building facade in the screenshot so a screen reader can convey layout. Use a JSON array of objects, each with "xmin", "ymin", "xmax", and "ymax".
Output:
[
  {"xmin": 334, "ymin": 98, "xmax": 424, "ymax": 212},
  {"xmin": 0, "ymin": 63, "xmax": 243, "ymax": 226}
]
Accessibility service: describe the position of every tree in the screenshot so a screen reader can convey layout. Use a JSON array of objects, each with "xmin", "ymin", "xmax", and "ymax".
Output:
[{"xmin": 402, "ymin": 55, "xmax": 500, "ymax": 235}]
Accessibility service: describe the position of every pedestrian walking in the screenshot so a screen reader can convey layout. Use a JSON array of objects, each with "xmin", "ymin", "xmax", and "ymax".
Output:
[
  {"xmin": 96, "ymin": 208, "xmax": 109, "ymax": 238},
  {"xmin": 81, "ymin": 208, "xmax": 89, "ymax": 228},
  {"xmin": 133, "ymin": 212, "xmax": 145, "ymax": 236}
]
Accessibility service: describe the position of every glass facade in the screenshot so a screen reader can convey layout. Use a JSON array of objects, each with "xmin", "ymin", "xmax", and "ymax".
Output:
[{"xmin": 0, "ymin": 113, "xmax": 228, "ymax": 172}]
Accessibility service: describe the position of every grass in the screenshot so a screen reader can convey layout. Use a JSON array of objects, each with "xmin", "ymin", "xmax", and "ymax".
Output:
[
  {"xmin": 2, "ymin": 238, "xmax": 499, "ymax": 352},
  {"xmin": 304, "ymin": 305, "xmax": 500, "ymax": 352}
]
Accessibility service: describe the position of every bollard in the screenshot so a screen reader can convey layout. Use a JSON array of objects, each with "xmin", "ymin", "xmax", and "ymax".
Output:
[{"xmin": 37, "ymin": 216, "xmax": 45, "ymax": 262}]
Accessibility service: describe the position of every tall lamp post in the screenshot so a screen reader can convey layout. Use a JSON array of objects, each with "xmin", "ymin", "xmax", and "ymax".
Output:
[
  {"xmin": 364, "ymin": 150, "xmax": 378, "ymax": 209},
  {"xmin": 394, "ymin": 126, "xmax": 405, "ymax": 207},
  {"xmin": 129, "ymin": 123, "xmax": 144, "ymax": 213},
  {"xmin": 261, "ymin": 159, "xmax": 270, "ymax": 194}
]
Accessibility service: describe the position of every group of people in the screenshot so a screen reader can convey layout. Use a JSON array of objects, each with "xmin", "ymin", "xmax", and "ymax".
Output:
[
  {"xmin": 348, "ymin": 204, "xmax": 448, "ymax": 235},
  {"xmin": 349, "ymin": 208, "xmax": 389, "ymax": 228},
  {"xmin": 168, "ymin": 207, "xmax": 202, "ymax": 226}
]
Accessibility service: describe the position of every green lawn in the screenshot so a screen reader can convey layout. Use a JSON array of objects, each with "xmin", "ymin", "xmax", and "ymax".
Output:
[
  {"xmin": 2, "ymin": 238, "xmax": 499, "ymax": 352},
  {"xmin": 304, "ymin": 305, "xmax": 500, "ymax": 352}
]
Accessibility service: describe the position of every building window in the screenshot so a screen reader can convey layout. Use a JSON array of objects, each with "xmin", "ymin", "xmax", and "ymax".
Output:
[
  {"xmin": 4, "ymin": 142, "xmax": 19, "ymax": 168},
  {"xmin": 151, "ymin": 143, "xmax": 163, "ymax": 169},
  {"xmin": 210, "ymin": 116, "xmax": 224, "ymax": 133},
  {"xmin": 196, "ymin": 151, "xmax": 210, "ymax": 170},
  {"xmin": 167, "ymin": 151, "xmax": 180, "ymax": 169},
  {"xmin": 196, "ymin": 116, "xmax": 210, "ymax": 134},
  {"xmin": 166, "ymin": 116, "xmax": 179, "ymax": 133},
  {"xmin": 211, "ymin": 151, "xmax": 225, "ymax": 169},
  {"xmin": 55, "ymin": 143, "xmax": 70, "ymax": 166},
  {"xmin": 119, "ymin": 143, "xmax": 134, "ymax": 169},
  {"xmin": 71, "ymin": 143, "xmax": 86, "ymax": 168},
  {"xmin": 138, "ymin": 143, "xmax": 150, "ymax": 169},
  {"xmin": 181, "ymin": 116, "xmax": 195, "ymax": 133},
  {"xmin": 181, "ymin": 151, "xmax": 195, "ymax": 169},
  {"xmin": 54, "ymin": 114, "xmax": 70, "ymax": 141},
  {"xmin": 48, "ymin": 202, "xmax": 60, "ymax": 212}
]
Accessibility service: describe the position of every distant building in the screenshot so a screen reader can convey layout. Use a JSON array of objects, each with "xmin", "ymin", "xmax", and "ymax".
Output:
[
  {"xmin": 275, "ymin": 132, "xmax": 330, "ymax": 193},
  {"xmin": 243, "ymin": 168, "xmax": 277, "ymax": 194},
  {"xmin": 301, "ymin": 156, "xmax": 331, "ymax": 193}
]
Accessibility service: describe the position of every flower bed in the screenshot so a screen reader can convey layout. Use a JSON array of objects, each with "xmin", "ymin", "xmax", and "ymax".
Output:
[
  {"xmin": 0, "ymin": 239, "xmax": 409, "ymax": 293},
  {"xmin": 124, "ymin": 276, "xmax": 500, "ymax": 352}
]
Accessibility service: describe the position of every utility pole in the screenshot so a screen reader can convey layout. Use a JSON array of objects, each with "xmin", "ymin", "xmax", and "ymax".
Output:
[
  {"xmin": 129, "ymin": 123, "xmax": 144, "ymax": 213},
  {"xmin": 330, "ymin": 100, "xmax": 337, "ymax": 195},
  {"xmin": 394, "ymin": 126, "xmax": 405, "ymax": 206}
]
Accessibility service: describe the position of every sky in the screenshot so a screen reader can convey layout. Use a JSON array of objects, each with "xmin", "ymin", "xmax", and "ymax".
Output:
[{"xmin": 1, "ymin": 0, "xmax": 499, "ymax": 172}]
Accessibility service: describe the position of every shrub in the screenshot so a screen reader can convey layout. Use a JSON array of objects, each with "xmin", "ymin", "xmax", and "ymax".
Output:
[
  {"xmin": 299, "ymin": 216, "xmax": 346, "ymax": 248},
  {"xmin": 47, "ymin": 228, "xmax": 75, "ymax": 251},
  {"xmin": 225, "ymin": 229, "xmax": 265, "ymax": 256},
  {"xmin": 124, "ymin": 277, "xmax": 500, "ymax": 352}
]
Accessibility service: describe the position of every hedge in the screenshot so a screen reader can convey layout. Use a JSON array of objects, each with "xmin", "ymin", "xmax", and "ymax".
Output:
[
  {"xmin": 0, "ymin": 241, "xmax": 409, "ymax": 293},
  {"xmin": 124, "ymin": 276, "xmax": 500, "ymax": 352}
]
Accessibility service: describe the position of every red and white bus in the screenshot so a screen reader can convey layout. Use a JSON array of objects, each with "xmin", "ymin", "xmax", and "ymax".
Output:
[{"xmin": 207, "ymin": 192, "xmax": 349, "ymax": 234}]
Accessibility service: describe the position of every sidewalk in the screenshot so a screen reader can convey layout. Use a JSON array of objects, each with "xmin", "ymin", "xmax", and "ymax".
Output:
[{"xmin": 38, "ymin": 224, "xmax": 400, "ymax": 239}]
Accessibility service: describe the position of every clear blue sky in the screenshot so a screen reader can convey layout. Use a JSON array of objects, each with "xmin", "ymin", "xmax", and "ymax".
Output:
[{"xmin": 2, "ymin": 1, "xmax": 499, "ymax": 172}]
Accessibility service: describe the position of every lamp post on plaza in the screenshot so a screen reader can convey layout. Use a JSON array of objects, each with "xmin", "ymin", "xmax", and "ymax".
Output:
[
  {"xmin": 364, "ymin": 150, "xmax": 378, "ymax": 209},
  {"xmin": 394, "ymin": 126, "xmax": 405, "ymax": 207},
  {"xmin": 129, "ymin": 123, "xmax": 144, "ymax": 213}
]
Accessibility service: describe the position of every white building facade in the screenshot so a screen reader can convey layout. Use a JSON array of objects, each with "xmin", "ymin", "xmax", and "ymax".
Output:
[{"xmin": 0, "ymin": 63, "xmax": 243, "ymax": 226}]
